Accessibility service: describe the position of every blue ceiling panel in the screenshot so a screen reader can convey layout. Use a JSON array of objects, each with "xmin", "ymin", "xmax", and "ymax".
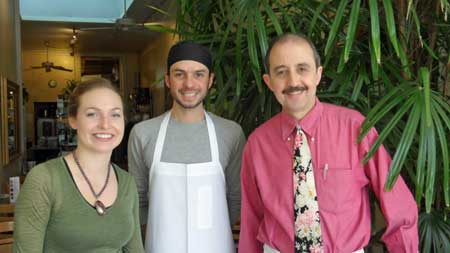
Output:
[{"xmin": 20, "ymin": 0, "xmax": 133, "ymax": 23}]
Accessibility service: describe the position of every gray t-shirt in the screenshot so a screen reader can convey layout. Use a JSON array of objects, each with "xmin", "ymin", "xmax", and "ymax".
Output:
[{"xmin": 128, "ymin": 111, "xmax": 246, "ymax": 227}]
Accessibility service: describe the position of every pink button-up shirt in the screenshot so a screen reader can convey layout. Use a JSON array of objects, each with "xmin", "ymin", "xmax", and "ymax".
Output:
[{"xmin": 239, "ymin": 99, "xmax": 418, "ymax": 253}]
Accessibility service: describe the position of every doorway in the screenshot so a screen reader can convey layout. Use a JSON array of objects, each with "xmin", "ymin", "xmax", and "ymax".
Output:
[{"xmin": 80, "ymin": 56, "xmax": 120, "ymax": 88}]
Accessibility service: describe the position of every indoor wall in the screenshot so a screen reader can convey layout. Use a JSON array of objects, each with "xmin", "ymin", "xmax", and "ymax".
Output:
[
  {"xmin": 0, "ymin": 0, "xmax": 23, "ymax": 190},
  {"xmin": 22, "ymin": 48, "xmax": 78, "ymax": 145},
  {"xmin": 139, "ymin": 28, "xmax": 178, "ymax": 116},
  {"xmin": 22, "ymin": 48, "xmax": 140, "ymax": 145}
]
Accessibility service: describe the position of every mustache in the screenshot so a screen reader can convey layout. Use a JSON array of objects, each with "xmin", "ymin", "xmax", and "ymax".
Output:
[{"xmin": 282, "ymin": 86, "xmax": 307, "ymax": 94}]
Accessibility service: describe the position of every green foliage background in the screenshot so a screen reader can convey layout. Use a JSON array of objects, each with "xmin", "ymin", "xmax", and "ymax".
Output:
[{"xmin": 148, "ymin": 0, "xmax": 450, "ymax": 251}]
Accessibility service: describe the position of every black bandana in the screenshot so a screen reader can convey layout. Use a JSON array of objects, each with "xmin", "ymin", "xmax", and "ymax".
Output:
[{"xmin": 167, "ymin": 41, "xmax": 213, "ymax": 73}]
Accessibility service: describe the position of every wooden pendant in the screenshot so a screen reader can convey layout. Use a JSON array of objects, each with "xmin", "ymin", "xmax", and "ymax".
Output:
[{"xmin": 95, "ymin": 200, "xmax": 107, "ymax": 216}]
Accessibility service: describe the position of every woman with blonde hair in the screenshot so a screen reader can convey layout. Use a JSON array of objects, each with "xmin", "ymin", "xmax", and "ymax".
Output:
[{"xmin": 14, "ymin": 78, "xmax": 144, "ymax": 252}]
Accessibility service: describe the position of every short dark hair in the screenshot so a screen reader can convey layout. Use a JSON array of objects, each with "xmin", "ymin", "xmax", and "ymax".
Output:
[
  {"xmin": 68, "ymin": 78, "xmax": 123, "ymax": 118},
  {"xmin": 264, "ymin": 33, "xmax": 321, "ymax": 73}
]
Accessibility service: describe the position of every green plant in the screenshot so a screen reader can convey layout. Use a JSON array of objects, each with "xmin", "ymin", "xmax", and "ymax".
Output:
[
  {"xmin": 152, "ymin": 0, "xmax": 450, "ymax": 251},
  {"xmin": 60, "ymin": 79, "xmax": 78, "ymax": 100},
  {"xmin": 419, "ymin": 211, "xmax": 450, "ymax": 252}
]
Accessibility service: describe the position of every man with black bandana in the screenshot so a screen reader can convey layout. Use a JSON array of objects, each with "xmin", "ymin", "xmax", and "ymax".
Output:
[{"xmin": 128, "ymin": 41, "xmax": 246, "ymax": 253}]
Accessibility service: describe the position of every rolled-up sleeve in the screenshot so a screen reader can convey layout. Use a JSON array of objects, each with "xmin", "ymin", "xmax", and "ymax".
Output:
[{"xmin": 362, "ymin": 128, "xmax": 419, "ymax": 253}]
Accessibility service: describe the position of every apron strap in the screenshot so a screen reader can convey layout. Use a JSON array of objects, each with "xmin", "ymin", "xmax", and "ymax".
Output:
[
  {"xmin": 204, "ymin": 112, "xmax": 220, "ymax": 164},
  {"xmin": 152, "ymin": 111, "xmax": 171, "ymax": 164}
]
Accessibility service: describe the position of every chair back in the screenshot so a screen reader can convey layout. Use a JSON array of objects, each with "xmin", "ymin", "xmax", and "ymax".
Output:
[
  {"xmin": 0, "ymin": 204, "xmax": 14, "ymax": 253},
  {"xmin": 0, "ymin": 204, "xmax": 14, "ymax": 221}
]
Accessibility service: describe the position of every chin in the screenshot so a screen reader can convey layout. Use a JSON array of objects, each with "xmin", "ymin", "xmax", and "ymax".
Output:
[
  {"xmin": 176, "ymin": 99, "xmax": 203, "ymax": 109},
  {"xmin": 91, "ymin": 144, "xmax": 119, "ymax": 154},
  {"xmin": 92, "ymin": 149, "xmax": 116, "ymax": 156}
]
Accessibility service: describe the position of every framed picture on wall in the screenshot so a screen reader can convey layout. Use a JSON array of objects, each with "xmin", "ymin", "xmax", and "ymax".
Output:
[{"xmin": 0, "ymin": 77, "xmax": 21, "ymax": 165}]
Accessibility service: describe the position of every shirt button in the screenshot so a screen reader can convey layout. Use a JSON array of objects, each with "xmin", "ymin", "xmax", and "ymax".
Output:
[
  {"xmin": 311, "ymin": 137, "xmax": 315, "ymax": 142},
  {"xmin": 287, "ymin": 137, "xmax": 291, "ymax": 141}
]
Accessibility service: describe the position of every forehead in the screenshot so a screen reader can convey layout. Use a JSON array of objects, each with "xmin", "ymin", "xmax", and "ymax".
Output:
[
  {"xmin": 79, "ymin": 88, "xmax": 122, "ymax": 109},
  {"xmin": 269, "ymin": 39, "xmax": 315, "ymax": 68},
  {"xmin": 169, "ymin": 60, "xmax": 209, "ymax": 73}
]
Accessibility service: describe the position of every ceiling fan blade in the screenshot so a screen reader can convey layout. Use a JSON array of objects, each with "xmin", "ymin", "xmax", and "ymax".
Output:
[
  {"xmin": 31, "ymin": 66, "xmax": 44, "ymax": 69},
  {"xmin": 51, "ymin": 66, "xmax": 73, "ymax": 72},
  {"xmin": 80, "ymin": 26, "xmax": 116, "ymax": 31}
]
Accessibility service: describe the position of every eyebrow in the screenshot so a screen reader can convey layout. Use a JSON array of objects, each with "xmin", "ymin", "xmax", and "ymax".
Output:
[
  {"xmin": 296, "ymin": 63, "xmax": 311, "ymax": 68},
  {"xmin": 272, "ymin": 65, "xmax": 287, "ymax": 73},
  {"xmin": 272, "ymin": 62, "xmax": 312, "ymax": 72},
  {"xmin": 84, "ymin": 107, "xmax": 122, "ymax": 111}
]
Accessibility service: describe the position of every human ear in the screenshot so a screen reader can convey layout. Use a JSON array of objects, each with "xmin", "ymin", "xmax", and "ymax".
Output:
[
  {"xmin": 164, "ymin": 74, "xmax": 171, "ymax": 89},
  {"xmin": 207, "ymin": 73, "xmax": 215, "ymax": 89},
  {"xmin": 68, "ymin": 116, "xmax": 77, "ymax": 130},
  {"xmin": 263, "ymin": 73, "xmax": 274, "ymax": 91},
  {"xmin": 315, "ymin": 66, "xmax": 323, "ymax": 86}
]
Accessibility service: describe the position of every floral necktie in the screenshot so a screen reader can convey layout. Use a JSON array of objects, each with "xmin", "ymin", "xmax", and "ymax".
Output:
[{"xmin": 293, "ymin": 126, "xmax": 323, "ymax": 253}]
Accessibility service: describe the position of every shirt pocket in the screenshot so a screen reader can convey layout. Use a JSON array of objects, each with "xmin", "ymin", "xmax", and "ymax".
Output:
[{"xmin": 316, "ymin": 166, "xmax": 356, "ymax": 213}]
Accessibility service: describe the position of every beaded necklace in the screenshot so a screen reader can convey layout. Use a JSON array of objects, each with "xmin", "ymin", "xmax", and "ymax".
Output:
[{"xmin": 72, "ymin": 152, "xmax": 111, "ymax": 216}]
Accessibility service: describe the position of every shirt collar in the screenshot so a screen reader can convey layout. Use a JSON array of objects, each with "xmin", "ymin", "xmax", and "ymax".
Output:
[{"xmin": 280, "ymin": 97, "xmax": 323, "ymax": 140}]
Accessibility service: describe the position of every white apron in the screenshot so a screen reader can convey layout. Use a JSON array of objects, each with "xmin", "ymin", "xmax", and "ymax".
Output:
[{"xmin": 145, "ymin": 111, "xmax": 235, "ymax": 253}]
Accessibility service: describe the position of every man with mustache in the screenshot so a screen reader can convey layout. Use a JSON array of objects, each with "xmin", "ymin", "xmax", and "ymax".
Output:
[
  {"xmin": 128, "ymin": 41, "xmax": 246, "ymax": 253},
  {"xmin": 239, "ymin": 33, "xmax": 418, "ymax": 253}
]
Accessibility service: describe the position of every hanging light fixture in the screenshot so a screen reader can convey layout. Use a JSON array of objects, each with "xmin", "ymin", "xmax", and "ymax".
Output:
[{"xmin": 70, "ymin": 28, "xmax": 78, "ymax": 56}]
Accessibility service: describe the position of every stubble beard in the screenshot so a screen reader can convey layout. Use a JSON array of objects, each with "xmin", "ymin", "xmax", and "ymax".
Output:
[
  {"xmin": 174, "ymin": 96, "xmax": 204, "ymax": 109},
  {"xmin": 172, "ymin": 90, "xmax": 206, "ymax": 109}
]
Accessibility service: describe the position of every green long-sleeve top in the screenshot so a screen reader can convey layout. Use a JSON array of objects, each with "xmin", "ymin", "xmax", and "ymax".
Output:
[{"xmin": 13, "ymin": 157, "xmax": 144, "ymax": 253}]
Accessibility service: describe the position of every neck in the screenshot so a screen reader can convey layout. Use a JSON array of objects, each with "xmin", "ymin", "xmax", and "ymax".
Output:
[
  {"xmin": 285, "ymin": 109, "xmax": 308, "ymax": 120},
  {"xmin": 72, "ymin": 148, "xmax": 111, "ymax": 175},
  {"xmin": 171, "ymin": 103, "xmax": 205, "ymax": 123}
]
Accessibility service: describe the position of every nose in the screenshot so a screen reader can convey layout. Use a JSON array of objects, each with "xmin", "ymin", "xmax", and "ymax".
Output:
[
  {"xmin": 99, "ymin": 115, "xmax": 110, "ymax": 129},
  {"xmin": 183, "ymin": 73, "xmax": 195, "ymax": 89},
  {"xmin": 288, "ymin": 70, "xmax": 301, "ymax": 87}
]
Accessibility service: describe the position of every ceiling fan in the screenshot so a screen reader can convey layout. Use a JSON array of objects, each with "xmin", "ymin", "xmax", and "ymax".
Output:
[
  {"xmin": 31, "ymin": 42, "xmax": 73, "ymax": 72},
  {"xmin": 80, "ymin": 0, "xmax": 146, "ymax": 32}
]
